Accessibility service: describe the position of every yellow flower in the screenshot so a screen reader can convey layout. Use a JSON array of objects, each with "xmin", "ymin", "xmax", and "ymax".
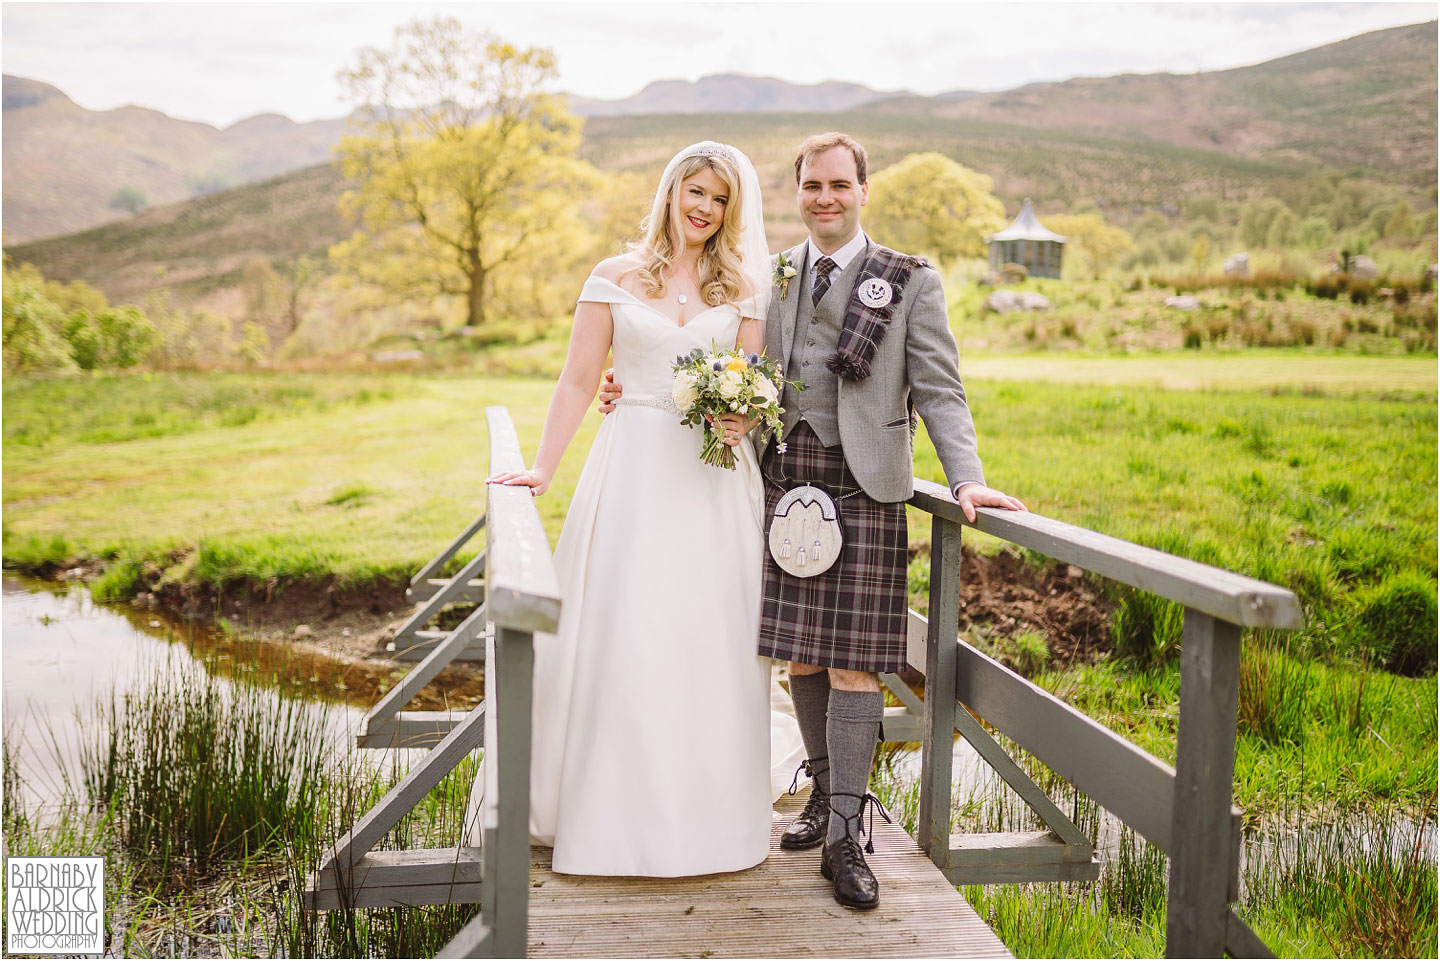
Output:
[{"xmin": 727, "ymin": 358, "xmax": 747, "ymax": 373}]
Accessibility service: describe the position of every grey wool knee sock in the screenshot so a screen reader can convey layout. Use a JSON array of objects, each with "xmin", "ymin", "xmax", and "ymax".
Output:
[
  {"xmin": 788, "ymin": 671, "xmax": 832, "ymax": 795},
  {"xmin": 826, "ymin": 689, "xmax": 884, "ymax": 846}
]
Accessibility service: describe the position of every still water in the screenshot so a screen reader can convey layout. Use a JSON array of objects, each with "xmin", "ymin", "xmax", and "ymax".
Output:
[{"xmin": 1, "ymin": 575, "xmax": 371, "ymax": 815}]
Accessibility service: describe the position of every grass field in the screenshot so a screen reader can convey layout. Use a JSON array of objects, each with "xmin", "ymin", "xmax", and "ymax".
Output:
[{"xmin": 3, "ymin": 352, "xmax": 1435, "ymax": 958}]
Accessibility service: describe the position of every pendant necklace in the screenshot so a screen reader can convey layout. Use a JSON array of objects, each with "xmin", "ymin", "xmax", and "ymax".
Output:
[{"xmin": 675, "ymin": 263, "xmax": 697, "ymax": 306}]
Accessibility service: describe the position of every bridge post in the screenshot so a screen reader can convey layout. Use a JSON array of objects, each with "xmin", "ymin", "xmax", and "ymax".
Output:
[
  {"xmin": 917, "ymin": 515, "xmax": 963, "ymax": 866},
  {"xmin": 1165, "ymin": 610, "xmax": 1242, "ymax": 957}
]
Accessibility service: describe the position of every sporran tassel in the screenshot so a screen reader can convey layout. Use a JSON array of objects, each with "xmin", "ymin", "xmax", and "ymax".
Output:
[
  {"xmin": 797, "ymin": 548, "xmax": 807, "ymax": 567},
  {"xmin": 780, "ymin": 538, "xmax": 791, "ymax": 559}
]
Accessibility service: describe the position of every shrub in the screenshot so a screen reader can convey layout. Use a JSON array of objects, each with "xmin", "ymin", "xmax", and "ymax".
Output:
[{"xmin": 1349, "ymin": 571, "xmax": 1438, "ymax": 675}]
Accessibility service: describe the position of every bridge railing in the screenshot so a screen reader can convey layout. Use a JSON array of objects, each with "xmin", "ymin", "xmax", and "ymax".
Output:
[
  {"xmin": 305, "ymin": 408, "xmax": 558, "ymax": 960},
  {"xmin": 904, "ymin": 478, "xmax": 1300, "ymax": 958}
]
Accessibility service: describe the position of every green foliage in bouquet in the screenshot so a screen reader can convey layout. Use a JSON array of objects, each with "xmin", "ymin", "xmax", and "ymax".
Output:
[{"xmin": 670, "ymin": 344, "xmax": 804, "ymax": 469}]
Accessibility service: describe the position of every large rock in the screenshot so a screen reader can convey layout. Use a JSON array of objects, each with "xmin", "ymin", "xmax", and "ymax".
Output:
[
  {"xmin": 1331, "ymin": 255, "xmax": 1379, "ymax": 280},
  {"xmin": 985, "ymin": 290, "xmax": 1051, "ymax": 313},
  {"xmin": 1164, "ymin": 295, "xmax": 1200, "ymax": 309},
  {"xmin": 1223, "ymin": 253, "xmax": 1250, "ymax": 277}
]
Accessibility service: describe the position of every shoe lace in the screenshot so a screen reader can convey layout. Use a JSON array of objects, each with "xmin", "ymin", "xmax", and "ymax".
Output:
[
  {"xmin": 787, "ymin": 755, "xmax": 829, "ymax": 796},
  {"xmin": 827, "ymin": 791, "xmax": 893, "ymax": 854}
]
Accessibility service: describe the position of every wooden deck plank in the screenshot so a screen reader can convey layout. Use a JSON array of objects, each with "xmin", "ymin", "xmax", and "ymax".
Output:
[{"xmin": 526, "ymin": 791, "xmax": 1011, "ymax": 959}]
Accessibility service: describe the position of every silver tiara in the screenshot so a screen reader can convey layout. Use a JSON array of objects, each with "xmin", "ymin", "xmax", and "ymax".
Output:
[{"xmin": 683, "ymin": 141, "xmax": 737, "ymax": 164}]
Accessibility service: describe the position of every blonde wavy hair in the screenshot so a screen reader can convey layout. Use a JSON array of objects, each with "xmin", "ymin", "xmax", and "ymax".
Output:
[{"xmin": 630, "ymin": 151, "xmax": 747, "ymax": 307}]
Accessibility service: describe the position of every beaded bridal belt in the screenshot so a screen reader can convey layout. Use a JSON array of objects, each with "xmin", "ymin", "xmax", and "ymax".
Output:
[{"xmin": 613, "ymin": 394, "xmax": 679, "ymax": 415}]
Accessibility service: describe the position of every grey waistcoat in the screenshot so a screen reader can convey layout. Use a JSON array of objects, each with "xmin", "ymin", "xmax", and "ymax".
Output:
[{"xmin": 781, "ymin": 251, "xmax": 870, "ymax": 446}]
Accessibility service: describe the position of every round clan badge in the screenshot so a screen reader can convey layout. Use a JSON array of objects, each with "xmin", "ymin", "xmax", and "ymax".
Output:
[{"xmin": 857, "ymin": 277, "xmax": 893, "ymax": 309}]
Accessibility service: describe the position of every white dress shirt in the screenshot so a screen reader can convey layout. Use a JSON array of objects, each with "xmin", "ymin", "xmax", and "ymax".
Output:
[{"xmin": 807, "ymin": 230, "xmax": 869, "ymax": 286}]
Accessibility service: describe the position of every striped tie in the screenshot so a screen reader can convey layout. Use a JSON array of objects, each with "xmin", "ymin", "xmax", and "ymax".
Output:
[{"xmin": 811, "ymin": 256, "xmax": 837, "ymax": 307}]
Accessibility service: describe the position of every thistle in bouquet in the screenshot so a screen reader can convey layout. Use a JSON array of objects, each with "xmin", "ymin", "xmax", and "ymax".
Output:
[{"xmin": 671, "ymin": 345, "xmax": 804, "ymax": 469}]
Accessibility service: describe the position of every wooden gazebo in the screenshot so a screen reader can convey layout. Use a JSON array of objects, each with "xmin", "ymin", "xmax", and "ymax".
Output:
[{"xmin": 986, "ymin": 199, "xmax": 1066, "ymax": 279}]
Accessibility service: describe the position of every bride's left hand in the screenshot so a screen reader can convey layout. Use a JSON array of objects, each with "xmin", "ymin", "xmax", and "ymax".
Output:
[
  {"xmin": 487, "ymin": 469, "xmax": 551, "ymax": 496},
  {"xmin": 715, "ymin": 412, "xmax": 761, "ymax": 447}
]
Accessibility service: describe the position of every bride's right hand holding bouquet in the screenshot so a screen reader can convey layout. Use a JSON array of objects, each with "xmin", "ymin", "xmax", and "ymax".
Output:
[{"xmin": 671, "ymin": 345, "xmax": 802, "ymax": 469}]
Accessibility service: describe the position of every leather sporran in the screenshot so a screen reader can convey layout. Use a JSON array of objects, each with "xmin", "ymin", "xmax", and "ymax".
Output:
[{"xmin": 768, "ymin": 485, "xmax": 842, "ymax": 578}]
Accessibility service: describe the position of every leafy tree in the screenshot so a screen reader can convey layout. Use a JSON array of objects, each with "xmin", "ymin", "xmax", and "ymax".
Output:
[
  {"xmin": 1239, "ymin": 197, "xmax": 1293, "ymax": 248},
  {"xmin": 1189, "ymin": 233, "xmax": 1212, "ymax": 272},
  {"xmin": 1265, "ymin": 207, "xmax": 1297, "ymax": 249},
  {"xmin": 1297, "ymin": 216, "xmax": 1331, "ymax": 249},
  {"xmin": 1182, "ymin": 194, "xmax": 1221, "ymax": 225},
  {"xmin": 331, "ymin": 17, "xmax": 598, "ymax": 327},
  {"xmin": 281, "ymin": 256, "xmax": 322, "ymax": 338},
  {"xmin": 1383, "ymin": 204, "xmax": 1416, "ymax": 243},
  {"xmin": 1044, "ymin": 213, "xmax": 1134, "ymax": 280},
  {"xmin": 865, "ymin": 152, "xmax": 1005, "ymax": 263},
  {"xmin": 62, "ymin": 308, "xmax": 156, "ymax": 370},
  {"xmin": 3, "ymin": 275, "xmax": 75, "ymax": 373},
  {"xmin": 109, "ymin": 187, "xmax": 147, "ymax": 214}
]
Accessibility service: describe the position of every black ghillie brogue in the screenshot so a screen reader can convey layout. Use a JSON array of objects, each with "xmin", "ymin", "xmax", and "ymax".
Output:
[
  {"xmin": 818, "ymin": 791, "xmax": 892, "ymax": 910},
  {"xmin": 820, "ymin": 835, "xmax": 879, "ymax": 910},
  {"xmin": 780, "ymin": 757, "xmax": 829, "ymax": 850}
]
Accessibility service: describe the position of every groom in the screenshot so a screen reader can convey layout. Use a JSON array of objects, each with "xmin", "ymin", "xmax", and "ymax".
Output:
[
  {"xmin": 602, "ymin": 132, "xmax": 1023, "ymax": 910},
  {"xmin": 754, "ymin": 132, "xmax": 1022, "ymax": 911}
]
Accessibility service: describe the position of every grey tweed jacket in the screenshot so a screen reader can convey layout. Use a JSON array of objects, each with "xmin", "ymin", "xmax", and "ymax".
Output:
[{"xmin": 764, "ymin": 236, "xmax": 985, "ymax": 503}]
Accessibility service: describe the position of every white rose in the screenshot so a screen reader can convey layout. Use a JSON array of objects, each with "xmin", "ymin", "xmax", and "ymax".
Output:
[
  {"xmin": 754, "ymin": 375, "xmax": 779, "ymax": 406},
  {"xmin": 718, "ymin": 369, "xmax": 745, "ymax": 400},
  {"xmin": 671, "ymin": 371, "xmax": 699, "ymax": 410}
]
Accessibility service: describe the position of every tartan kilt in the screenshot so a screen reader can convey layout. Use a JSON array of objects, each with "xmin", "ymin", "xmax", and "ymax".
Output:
[{"xmin": 758, "ymin": 422, "xmax": 909, "ymax": 673}]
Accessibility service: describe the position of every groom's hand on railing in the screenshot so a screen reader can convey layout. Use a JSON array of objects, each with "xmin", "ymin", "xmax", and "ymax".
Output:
[
  {"xmin": 597, "ymin": 369, "xmax": 623, "ymax": 414},
  {"xmin": 954, "ymin": 482, "xmax": 1028, "ymax": 524}
]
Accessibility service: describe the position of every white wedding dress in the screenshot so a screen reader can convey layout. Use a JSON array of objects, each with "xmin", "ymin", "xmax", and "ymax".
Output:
[{"xmin": 464, "ymin": 275, "xmax": 804, "ymax": 877}]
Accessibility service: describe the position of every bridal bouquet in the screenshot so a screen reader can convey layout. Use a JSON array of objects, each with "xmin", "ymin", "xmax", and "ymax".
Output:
[{"xmin": 671, "ymin": 346, "xmax": 801, "ymax": 469}]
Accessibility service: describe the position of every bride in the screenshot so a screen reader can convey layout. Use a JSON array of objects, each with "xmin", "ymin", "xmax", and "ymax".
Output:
[{"xmin": 466, "ymin": 141, "xmax": 803, "ymax": 876}]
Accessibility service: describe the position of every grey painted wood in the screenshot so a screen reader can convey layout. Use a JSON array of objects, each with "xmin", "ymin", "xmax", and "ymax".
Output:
[
  {"xmin": 487, "ymin": 624, "xmax": 535, "ymax": 959},
  {"xmin": 880, "ymin": 708, "xmax": 924, "ymax": 743},
  {"xmin": 392, "ymin": 550, "xmax": 488, "ymax": 645},
  {"xmin": 392, "ymin": 637, "xmax": 487, "ymax": 662},
  {"xmin": 948, "ymin": 831, "xmax": 1093, "ymax": 864},
  {"xmin": 308, "ymin": 881, "xmax": 484, "ymax": 910},
  {"xmin": 486, "ymin": 407, "xmax": 561, "ymax": 634},
  {"xmin": 363, "ymin": 604, "xmax": 488, "ymax": 735},
  {"xmin": 439, "ymin": 915, "xmax": 492, "ymax": 959},
  {"xmin": 880, "ymin": 672, "xmax": 925, "ymax": 715},
  {"xmin": 1166, "ymin": 612, "xmax": 1243, "ymax": 958},
  {"xmin": 918, "ymin": 516, "xmax": 963, "ymax": 865},
  {"xmin": 306, "ymin": 848, "xmax": 483, "ymax": 909},
  {"xmin": 934, "ymin": 611, "xmax": 1179, "ymax": 852},
  {"xmin": 355, "ymin": 711, "xmax": 464, "ymax": 749},
  {"xmin": 319, "ymin": 702, "xmax": 487, "ymax": 888},
  {"xmin": 951, "ymin": 701, "xmax": 1091, "ymax": 848},
  {"xmin": 1225, "ymin": 909, "xmax": 1277, "ymax": 959},
  {"xmin": 909, "ymin": 479, "xmax": 1302, "ymax": 629},
  {"xmin": 946, "ymin": 830, "xmax": 1100, "ymax": 882},
  {"xmin": 411, "ymin": 512, "xmax": 487, "ymax": 589},
  {"xmin": 408, "ymin": 578, "xmax": 486, "ymax": 604}
]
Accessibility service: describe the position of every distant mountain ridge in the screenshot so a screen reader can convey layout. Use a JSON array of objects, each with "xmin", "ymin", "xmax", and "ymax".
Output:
[
  {"xmin": 3, "ymin": 21, "xmax": 1434, "ymax": 244},
  {"xmin": 567, "ymin": 74, "xmax": 912, "ymax": 115},
  {"xmin": 1, "ymin": 76, "xmax": 349, "ymax": 243}
]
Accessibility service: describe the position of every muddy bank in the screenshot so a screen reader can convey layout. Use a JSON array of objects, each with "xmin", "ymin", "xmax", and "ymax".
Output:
[
  {"xmin": 29, "ymin": 560, "xmax": 485, "ymax": 709},
  {"xmin": 957, "ymin": 546, "xmax": 1114, "ymax": 667},
  {"xmin": 25, "ymin": 543, "xmax": 1113, "ymax": 700}
]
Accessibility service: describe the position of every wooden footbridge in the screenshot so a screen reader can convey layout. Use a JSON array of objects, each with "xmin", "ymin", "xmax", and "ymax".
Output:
[{"xmin": 305, "ymin": 408, "xmax": 1301, "ymax": 958}]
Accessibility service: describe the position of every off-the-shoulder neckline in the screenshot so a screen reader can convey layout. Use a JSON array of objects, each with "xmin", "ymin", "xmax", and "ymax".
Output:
[{"xmin": 585, "ymin": 275, "xmax": 753, "ymax": 329}]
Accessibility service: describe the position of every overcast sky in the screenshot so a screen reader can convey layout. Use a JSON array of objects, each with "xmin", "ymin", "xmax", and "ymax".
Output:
[{"xmin": 3, "ymin": 2, "xmax": 1433, "ymax": 128}]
